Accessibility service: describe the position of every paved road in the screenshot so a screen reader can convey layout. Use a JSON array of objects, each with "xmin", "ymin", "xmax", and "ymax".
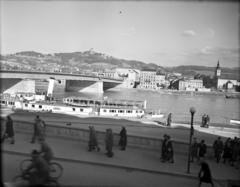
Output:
[
  {"xmin": 3, "ymin": 153, "xmax": 226, "ymax": 187},
  {"xmin": 1, "ymin": 110, "xmax": 239, "ymax": 144}
]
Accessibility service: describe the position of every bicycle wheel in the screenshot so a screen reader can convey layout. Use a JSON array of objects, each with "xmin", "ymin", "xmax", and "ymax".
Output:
[
  {"xmin": 19, "ymin": 159, "xmax": 33, "ymax": 173},
  {"xmin": 49, "ymin": 162, "xmax": 63, "ymax": 179},
  {"xmin": 45, "ymin": 179, "xmax": 60, "ymax": 187},
  {"xmin": 12, "ymin": 175, "xmax": 29, "ymax": 186}
]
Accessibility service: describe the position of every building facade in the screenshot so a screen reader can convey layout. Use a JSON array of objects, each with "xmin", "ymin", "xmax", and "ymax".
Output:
[{"xmin": 139, "ymin": 70, "xmax": 156, "ymax": 89}]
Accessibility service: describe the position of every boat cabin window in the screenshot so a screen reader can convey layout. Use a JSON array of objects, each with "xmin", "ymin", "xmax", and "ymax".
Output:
[
  {"xmin": 39, "ymin": 105, "xmax": 42, "ymax": 109},
  {"xmin": 32, "ymin": 105, "xmax": 35, "ymax": 108},
  {"xmin": 127, "ymin": 110, "xmax": 132, "ymax": 113},
  {"xmin": 72, "ymin": 108, "xmax": 75, "ymax": 111},
  {"xmin": 110, "ymin": 110, "xmax": 116, "ymax": 113},
  {"xmin": 25, "ymin": 104, "xmax": 28, "ymax": 107},
  {"xmin": 95, "ymin": 101, "xmax": 101, "ymax": 106},
  {"xmin": 73, "ymin": 100, "xmax": 80, "ymax": 104},
  {"xmin": 2, "ymin": 101, "xmax": 6, "ymax": 104},
  {"xmin": 103, "ymin": 109, "xmax": 107, "ymax": 112},
  {"xmin": 118, "ymin": 110, "xmax": 124, "ymax": 113},
  {"xmin": 89, "ymin": 100, "xmax": 94, "ymax": 105},
  {"xmin": 80, "ymin": 108, "xmax": 83, "ymax": 112}
]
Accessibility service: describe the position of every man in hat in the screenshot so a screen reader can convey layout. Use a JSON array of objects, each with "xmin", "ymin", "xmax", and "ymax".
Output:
[
  {"xmin": 191, "ymin": 137, "xmax": 199, "ymax": 162},
  {"xmin": 23, "ymin": 149, "xmax": 49, "ymax": 186},
  {"xmin": 161, "ymin": 134, "xmax": 168, "ymax": 160},
  {"xmin": 198, "ymin": 140, "xmax": 207, "ymax": 162},
  {"xmin": 167, "ymin": 113, "xmax": 172, "ymax": 126}
]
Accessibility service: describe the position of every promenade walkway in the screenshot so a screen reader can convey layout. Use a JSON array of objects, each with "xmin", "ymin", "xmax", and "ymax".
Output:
[{"xmin": 2, "ymin": 133, "xmax": 239, "ymax": 187}]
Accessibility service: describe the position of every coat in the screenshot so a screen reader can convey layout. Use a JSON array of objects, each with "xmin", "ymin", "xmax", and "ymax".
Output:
[
  {"xmin": 213, "ymin": 140, "xmax": 223, "ymax": 158},
  {"xmin": 5, "ymin": 119, "xmax": 14, "ymax": 137},
  {"xmin": 191, "ymin": 141, "xmax": 199, "ymax": 156},
  {"xmin": 199, "ymin": 143, "xmax": 207, "ymax": 158},
  {"xmin": 119, "ymin": 128, "xmax": 127, "ymax": 146},
  {"xmin": 166, "ymin": 140, "xmax": 174, "ymax": 157},
  {"xmin": 88, "ymin": 127, "xmax": 98, "ymax": 147},
  {"xmin": 106, "ymin": 132, "xmax": 114, "ymax": 151}
]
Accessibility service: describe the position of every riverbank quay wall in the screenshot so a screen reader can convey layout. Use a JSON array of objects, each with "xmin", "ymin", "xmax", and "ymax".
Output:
[{"xmin": 0, "ymin": 118, "xmax": 215, "ymax": 158}]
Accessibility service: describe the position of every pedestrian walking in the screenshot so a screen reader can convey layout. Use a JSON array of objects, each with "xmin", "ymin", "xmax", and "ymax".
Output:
[
  {"xmin": 167, "ymin": 113, "xmax": 172, "ymax": 126},
  {"xmin": 198, "ymin": 160, "xmax": 215, "ymax": 187},
  {"xmin": 162, "ymin": 135, "xmax": 174, "ymax": 163},
  {"xmin": 201, "ymin": 114, "xmax": 206, "ymax": 127},
  {"xmin": 198, "ymin": 140, "xmax": 207, "ymax": 162},
  {"xmin": 161, "ymin": 134, "xmax": 168, "ymax": 160},
  {"xmin": 191, "ymin": 137, "xmax": 199, "ymax": 162},
  {"xmin": 1, "ymin": 116, "xmax": 15, "ymax": 144},
  {"xmin": 119, "ymin": 126, "xmax": 127, "ymax": 150},
  {"xmin": 230, "ymin": 137, "xmax": 240, "ymax": 167},
  {"xmin": 212, "ymin": 137, "xmax": 223, "ymax": 163},
  {"xmin": 30, "ymin": 115, "xmax": 45, "ymax": 143},
  {"xmin": 222, "ymin": 138, "xmax": 232, "ymax": 163},
  {"xmin": 106, "ymin": 128, "xmax": 114, "ymax": 157},
  {"xmin": 105, "ymin": 129, "xmax": 110, "ymax": 154},
  {"xmin": 88, "ymin": 126, "xmax": 100, "ymax": 152},
  {"xmin": 206, "ymin": 115, "xmax": 210, "ymax": 126}
]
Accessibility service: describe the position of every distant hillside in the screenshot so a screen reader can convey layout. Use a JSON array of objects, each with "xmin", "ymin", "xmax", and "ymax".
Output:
[{"xmin": 1, "ymin": 50, "xmax": 239, "ymax": 76}]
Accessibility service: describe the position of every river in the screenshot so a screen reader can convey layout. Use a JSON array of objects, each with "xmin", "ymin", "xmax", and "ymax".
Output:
[{"xmin": 45, "ymin": 86, "xmax": 239, "ymax": 125}]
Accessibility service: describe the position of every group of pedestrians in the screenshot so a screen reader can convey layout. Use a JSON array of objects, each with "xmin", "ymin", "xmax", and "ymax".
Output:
[
  {"xmin": 161, "ymin": 134, "xmax": 174, "ymax": 163},
  {"xmin": 191, "ymin": 136, "xmax": 240, "ymax": 169},
  {"xmin": 201, "ymin": 114, "xmax": 210, "ymax": 127},
  {"xmin": 87, "ymin": 125, "xmax": 127, "ymax": 158},
  {"xmin": 217, "ymin": 136, "xmax": 240, "ymax": 169}
]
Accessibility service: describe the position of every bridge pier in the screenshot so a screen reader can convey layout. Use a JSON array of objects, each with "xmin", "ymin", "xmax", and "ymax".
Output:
[{"xmin": 65, "ymin": 80, "xmax": 103, "ymax": 93}]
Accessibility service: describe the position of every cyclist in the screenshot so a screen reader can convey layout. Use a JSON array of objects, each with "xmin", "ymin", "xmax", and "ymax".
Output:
[
  {"xmin": 39, "ymin": 140, "xmax": 53, "ymax": 164},
  {"xmin": 23, "ymin": 149, "xmax": 49, "ymax": 186}
]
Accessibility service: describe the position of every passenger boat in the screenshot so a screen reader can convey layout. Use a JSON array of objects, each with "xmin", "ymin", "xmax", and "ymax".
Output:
[
  {"xmin": 1, "ymin": 93, "xmax": 163, "ymax": 119},
  {"xmin": 230, "ymin": 119, "xmax": 240, "ymax": 125}
]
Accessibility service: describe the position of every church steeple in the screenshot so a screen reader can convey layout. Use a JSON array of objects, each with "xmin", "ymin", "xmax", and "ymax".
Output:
[{"xmin": 215, "ymin": 61, "xmax": 221, "ymax": 77}]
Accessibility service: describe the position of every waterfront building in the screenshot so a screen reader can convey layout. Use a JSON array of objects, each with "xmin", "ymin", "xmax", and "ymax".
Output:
[
  {"xmin": 155, "ymin": 73, "xmax": 166, "ymax": 89},
  {"xmin": 116, "ymin": 68, "xmax": 140, "ymax": 81},
  {"xmin": 171, "ymin": 78, "xmax": 203, "ymax": 91},
  {"xmin": 213, "ymin": 61, "xmax": 239, "ymax": 90},
  {"xmin": 99, "ymin": 69, "xmax": 119, "ymax": 79},
  {"xmin": 139, "ymin": 69, "xmax": 157, "ymax": 89}
]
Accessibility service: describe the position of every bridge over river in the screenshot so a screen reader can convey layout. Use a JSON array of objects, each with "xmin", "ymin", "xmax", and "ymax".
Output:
[{"xmin": 0, "ymin": 70, "xmax": 123, "ymax": 94}]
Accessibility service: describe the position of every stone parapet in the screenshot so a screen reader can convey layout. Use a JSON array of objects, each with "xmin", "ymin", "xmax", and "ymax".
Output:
[{"xmin": 0, "ymin": 118, "xmax": 214, "ymax": 158}]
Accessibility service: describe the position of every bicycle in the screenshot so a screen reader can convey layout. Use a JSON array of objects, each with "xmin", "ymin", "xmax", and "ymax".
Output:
[
  {"xmin": 20, "ymin": 159, "xmax": 63, "ymax": 179},
  {"xmin": 12, "ymin": 173, "xmax": 60, "ymax": 187}
]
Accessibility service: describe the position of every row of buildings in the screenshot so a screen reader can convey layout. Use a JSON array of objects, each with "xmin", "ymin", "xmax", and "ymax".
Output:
[{"xmin": 99, "ymin": 61, "xmax": 240, "ymax": 92}]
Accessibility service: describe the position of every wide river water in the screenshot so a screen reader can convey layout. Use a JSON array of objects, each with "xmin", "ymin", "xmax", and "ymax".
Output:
[{"xmin": 49, "ymin": 86, "xmax": 239, "ymax": 125}]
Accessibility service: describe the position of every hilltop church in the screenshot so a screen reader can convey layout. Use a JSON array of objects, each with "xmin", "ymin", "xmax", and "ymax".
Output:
[{"xmin": 212, "ymin": 61, "xmax": 239, "ymax": 90}]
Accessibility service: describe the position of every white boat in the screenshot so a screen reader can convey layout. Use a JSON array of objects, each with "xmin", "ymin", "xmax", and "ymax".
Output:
[
  {"xmin": 230, "ymin": 119, "xmax": 240, "ymax": 125},
  {"xmin": 1, "ymin": 93, "xmax": 164, "ymax": 119}
]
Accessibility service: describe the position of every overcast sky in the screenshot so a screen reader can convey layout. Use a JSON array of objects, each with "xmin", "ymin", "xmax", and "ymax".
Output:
[{"xmin": 1, "ymin": 1, "xmax": 239, "ymax": 68}]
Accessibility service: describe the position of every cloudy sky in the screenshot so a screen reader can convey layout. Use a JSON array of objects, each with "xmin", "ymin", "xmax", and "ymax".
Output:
[{"xmin": 1, "ymin": 1, "xmax": 239, "ymax": 68}]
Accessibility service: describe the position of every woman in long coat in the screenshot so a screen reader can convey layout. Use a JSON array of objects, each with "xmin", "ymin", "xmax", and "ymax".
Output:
[
  {"xmin": 119, "ymin": 126, "xmax": 127, "ymax": 150},
  {"xmin": 198, "ymin": 161, "xmax": 215, "ymax": 187},
  {"xmin": 162, "ymin": 135, "xmax": 174, "ymax": 163},
  {"xmin": 2, "ymin": 116, "xmax": 15, "ymax": 144},
  {"xmin": 88, "ymin": 126, "xmax": 100, "ymax": 152},
  {"xmin": 106, "ymin": 128, "xmax": 114, "ymax": 157}
]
